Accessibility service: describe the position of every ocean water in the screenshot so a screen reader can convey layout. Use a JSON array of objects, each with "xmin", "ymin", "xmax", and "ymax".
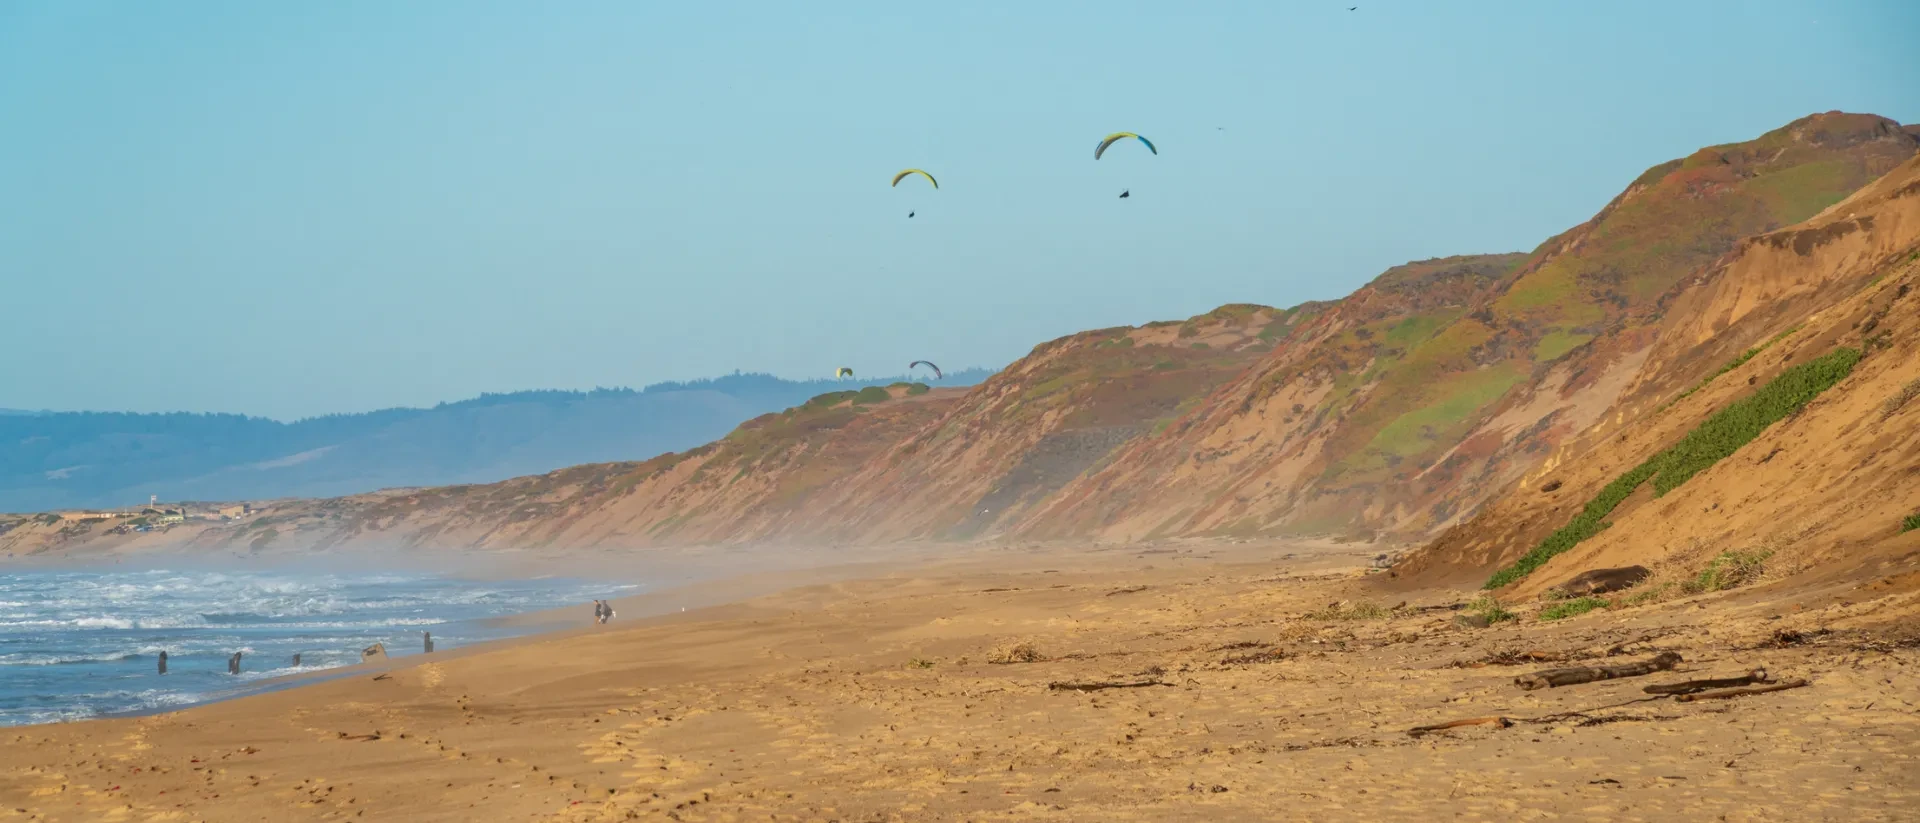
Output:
[{"xmin": 0, "ymin": 568, "xmax": 636, "ymax": 726}]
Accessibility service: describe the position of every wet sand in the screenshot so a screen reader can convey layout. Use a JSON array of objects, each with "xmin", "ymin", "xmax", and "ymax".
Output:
[{"xmin": 1, "ymin": 538, "xmax": 1916, "ymax": 821}]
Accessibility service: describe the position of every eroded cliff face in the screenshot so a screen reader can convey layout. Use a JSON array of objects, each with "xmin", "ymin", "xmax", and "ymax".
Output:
[
  {"xmin": 1008, "ymin": 113, "xmax": 1918, "ymax": 545},
  {"xmin": 1393, "ymin": 152, "xmax": 1920, "ymax": 592}
]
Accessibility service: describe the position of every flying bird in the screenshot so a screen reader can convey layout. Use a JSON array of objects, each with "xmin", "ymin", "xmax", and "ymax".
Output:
[
  {"xmin": 908, "ymin": 211, "xmax": 915, "ymax": 218},
  {"xmin": 1118, "ymin": 189, "xmax": 1130, "ymax": 199}
]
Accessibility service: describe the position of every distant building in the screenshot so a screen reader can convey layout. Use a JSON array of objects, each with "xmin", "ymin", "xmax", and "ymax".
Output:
[
  {"xmin": 157, "ymin": 514, "xmax": 185, "ymax": 525},
  {"xmin": 217, "ymin": 505, "xmax": 246, "ymax": 519}
]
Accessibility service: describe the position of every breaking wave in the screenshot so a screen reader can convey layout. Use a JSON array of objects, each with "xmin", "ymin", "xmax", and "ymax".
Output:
[{"xmin": 0, "ymin": 568, "xmax": 636, "ymax": 726}]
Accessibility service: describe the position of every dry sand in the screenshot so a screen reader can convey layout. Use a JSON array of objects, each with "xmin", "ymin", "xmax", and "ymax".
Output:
[{"xmin": 1, "ymin": 538, "xmax": 1916, "ymax": 821}]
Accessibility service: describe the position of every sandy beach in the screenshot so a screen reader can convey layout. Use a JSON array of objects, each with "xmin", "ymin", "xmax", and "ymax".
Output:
[{"xmin": 2, "ymin": 538, "xmax": 1915, "ymax": 822}]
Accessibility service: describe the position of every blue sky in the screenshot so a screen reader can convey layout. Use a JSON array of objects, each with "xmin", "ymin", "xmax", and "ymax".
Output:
[{"xmin": 2, "ymin": 1, "xmax": 1914, "ymax": 420}]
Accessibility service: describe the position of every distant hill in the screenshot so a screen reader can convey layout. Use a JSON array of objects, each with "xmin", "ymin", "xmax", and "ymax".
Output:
[{"xmin": 0, "ymin": 370, "xmax": 991, "ymax": 512}]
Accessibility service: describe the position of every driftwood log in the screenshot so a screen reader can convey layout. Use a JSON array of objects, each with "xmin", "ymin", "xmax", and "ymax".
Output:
[
  {"xmin": 1644, "ymin": 669, "xmax": 1768, "ymax": 695},
  {"xmin": 1515, "ymin": 651, "xmax": 1682, "ymax": 690},
  {"xmin": 1047, "ymin": 679, "xmax": 1169, "ymax": 692},
  {"xmin": 1407, "ymin": 716, "xmax": 1512, "ymax": 736},
  {"xmin": 1675, "ymin": 679, "xmax": 1809, "ymax": 703}
]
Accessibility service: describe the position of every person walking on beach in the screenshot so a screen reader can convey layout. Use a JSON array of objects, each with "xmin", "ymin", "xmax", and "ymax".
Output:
[
  {"xmin": 592, "ymin": 600, "xmax": 606, "ymax": 625},
  {"xmin": 292, "ymin": 652, "xmax": 301, "ymax": 667},
  {"xmin": 424, "ymin": 631, "xmax": 434, "ymax": 653},
  {"xmin": 157, "ymin": 651, "xmax": 167, "ymax": 675}
]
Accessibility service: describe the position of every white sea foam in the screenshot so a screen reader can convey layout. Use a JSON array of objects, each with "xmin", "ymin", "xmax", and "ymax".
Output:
[{"xmin": 0, "ymin": 567, "xmax": 635, "ymax": 726}]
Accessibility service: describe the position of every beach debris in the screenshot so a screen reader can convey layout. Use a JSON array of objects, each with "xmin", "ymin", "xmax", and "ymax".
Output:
[
  {"xmin": 1047, "ymin": 678, "xmax": 1169, "ymax": 692},
  {"xmin": 1219, "ymin": 647, "xmax": 1287, "ymax": 665},
  {"xmin": 989, "ymin": 642, "xmax": 1047, "ymax": 664},
  {"xmin": 1106, "ymin": 585, "xmax": 1148, "ymax": 596},
  {"xmin": 1539, "ymin": 479, "xmax": 1563, "ymax": 493},
  {"xmin": 372, "ymin": 674, "xmax": 392, "ymax": 682},
  {"xmin": 1675, "ymin": 679, "xmax": 1809, "ymax": 703},
  {"xmin": 1603, "ymin": 632, "xmax": 1675, "ymax": 656},
  {"xmin": 1643, "ymin": 668, "xmax": 1769, "ymax": 695},
  {"xmin": 1514, "ymin": 651, "xmax": 1682, "ymax": 690},
  {"xmin": 1453, "ymin": 614, "xmax": 1493, "ymax": 629},
  {"xmin": 1407, "ymin": 716, "xmax": 1512, "ymax": 737},
  {"xmin": 362, "ymin": 643, "xmax": 388, "ymax": 662},
  {"xmin": 1549, "ymin": 565, "xmax": 1651, "ymax": 597},
  {"xmin": 1453, "ymin": 649, "xmax": 1570, "ymax": 668},
  {"xmin": 1758, "ymin": 627, "xmax": 1830, "ymax": 648}
]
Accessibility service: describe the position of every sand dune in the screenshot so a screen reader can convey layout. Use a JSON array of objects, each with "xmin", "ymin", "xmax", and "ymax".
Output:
[{"xmin": 2, "ymin": 538, "xmax": 1914, "ymax": 821}]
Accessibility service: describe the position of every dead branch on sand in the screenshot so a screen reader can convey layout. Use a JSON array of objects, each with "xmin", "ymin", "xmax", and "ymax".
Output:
[
  {"xmin": 1675, "ymin": 679, "xmax": 1809, "ymax": 702},
  {"xmin": 1411, "ymin": 668, "xmax": 1809, "ymax": 735},
  {"xmin": 1643, "ymin": 669, "xmax": 1768, "ymax": 695},
  {"xmin": 1514, "ymin": 652, "xmax": 1682, "ymax": 690},
  {"xmin": 1449, "ymin": 649, "xmax": 1568, "ymax": 668},
  {"xmin": 1407, "ymin": 716, "xmax": 1512, "ymax": 737},
  {"xmin": 1220, "ymin": 648, "xmax": 1288, "ymax": 665},
  {"xmin": 1047, "ymin": 679, "xmax": 1170, "ymax": 692}
]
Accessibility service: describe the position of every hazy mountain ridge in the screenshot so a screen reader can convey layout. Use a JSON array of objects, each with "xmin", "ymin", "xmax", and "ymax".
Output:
[{"xmin": 0, "ymin": 370, "xmax": 991, "ymax": 512}]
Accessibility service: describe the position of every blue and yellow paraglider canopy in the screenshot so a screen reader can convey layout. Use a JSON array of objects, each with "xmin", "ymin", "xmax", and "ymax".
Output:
[
  {"xmin": 891, "ymin": 169, "xmax": 938, "ymax": 189},
  {"xmin": 1094, "ymin": 132, "xmax": 1157, "ymax": 160}
]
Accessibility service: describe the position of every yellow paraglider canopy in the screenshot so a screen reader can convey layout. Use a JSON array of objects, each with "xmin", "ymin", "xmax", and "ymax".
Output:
[
  {"xmin": 891, "ymin": 169, "xmax": 938, "ymax": 189},
  {"xmin": 1094, "ymin": 132, "xmax": 1157, "ymax": 160},
  {"xmin": 835, "ymin": 367, "xmax": 854, "ymax": 378}
]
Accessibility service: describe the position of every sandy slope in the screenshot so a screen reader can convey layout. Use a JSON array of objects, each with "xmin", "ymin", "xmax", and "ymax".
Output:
[
  {"xmin": 1396, "ymin": 152, "xmax": 1920, "ymax": 594},
  {"xmin": 2, "ymin": 539, "xmax": 1915, "ymax": 822}
]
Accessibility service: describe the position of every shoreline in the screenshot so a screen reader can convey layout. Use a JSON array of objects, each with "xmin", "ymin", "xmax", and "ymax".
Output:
[
  {"xmin": 13, "ymin": 534, "xmax": 1902, "ymax": 821},
  {"xmin": 5, "ymin": 536, "xmax": 1383, "ymax": 729}
]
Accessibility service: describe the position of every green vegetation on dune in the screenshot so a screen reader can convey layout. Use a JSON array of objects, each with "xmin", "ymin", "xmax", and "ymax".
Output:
[
  {"xmin": 1649, "ymin": 347, "xmax": 1859, "ymax": 495},
  {"xmin": 1466, "ymin": 595, "xmax": 1516, "ymax": 624},
  {"xmin": 1362, "ymin": 366, "xmax": 1525, "ymax": 463},
  {"xmin": 853, "ymin": 386, "xmax": 892, "ymax": 405},
  {"xmin": 1485, "ymin": 346, "xmax": 1862, "ymax": 590},
  {"xmin": 1495, "ymin": 263, "xmax": 1589, "ymax": 317},
  {"xmin": 1746, "ymin": 158, "xmax": 1860, "ymax": 218},
  {"xmin": 1903, "ymin": 513, "xmax": 1920, "ymax": 533},
  {"xmin": 1383, "ymin": 310, "xmax": 1462, "ymax": 350},
  {"xmin": 1668, "ymin": 325, "xmax": 1801, "ymax": 407},
  {"xmin": 1685, "ymin": 548, "xmax": 1773, "ymax": 594},
  {"xmin": 1311, "ymin": 115, "xmax": 1908, "ymax": 501},
  {"xmin": 1538, "ymin": 596, "xmax": 1609, "ymax": 621},
  {"xmin": 799, "ymin": 390, "xmax": 860, "ymax": 411},
  {"xmin": 1533, "ymin": 329, "xmax": 1594, "ymax": 362}
]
